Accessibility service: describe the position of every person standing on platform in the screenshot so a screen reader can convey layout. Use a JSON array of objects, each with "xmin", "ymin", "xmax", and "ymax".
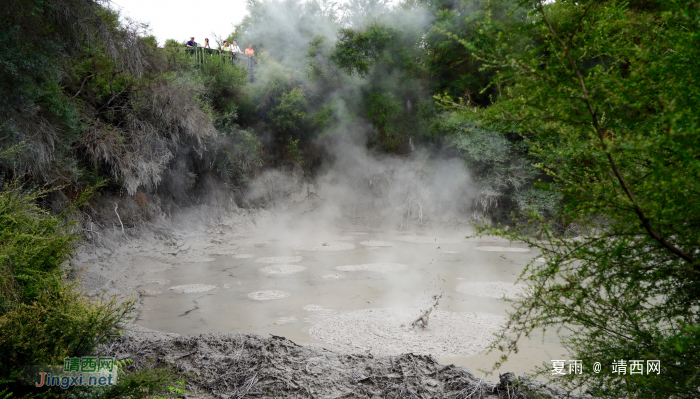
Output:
[
  {"xmin": 186, "ymin": 37, "xmax": 197, "ymax": 47},
  {"xmin": 245, "ymin": 44, "xmax": 255, "ymax": 56},
  {"xmin": 231, "ymin": 39, "xmax": 242, "ymax": 54}
]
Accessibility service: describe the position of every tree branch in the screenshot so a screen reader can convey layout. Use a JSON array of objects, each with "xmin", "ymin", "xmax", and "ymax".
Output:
[{"xmin": 536, "ymin": 0, "xmax": 696, "ymax": 267}]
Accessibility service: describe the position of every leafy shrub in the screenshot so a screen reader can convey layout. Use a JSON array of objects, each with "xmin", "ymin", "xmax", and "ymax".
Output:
[
  {"xmin": 98, "ymin": 363, "xmax": 183, "ymax": 399},
  {"xmin": 0, "ymin": 287, "xmax": 134, "ymax": 379},
  {"xmin": 267, "ymin": 88, "xmax": 308, "ymax": 136},
  {"xmin": 464, "ymin": 0, "xmax": 700, "ymax": 397},
  {"xmin": 210, "ymin": 112, "xmax": 263, "ymax": 185},
  {"xmin": 0, "ymin": 183, "xmax": 135, "ymax": 395},
  {"xmin": 439, "ymin": 113, "xmax": 549, "ymax": 219},
  {"xmin": 0, "ymin": 184, "xmax": 75, "ymax": 312},
  {"xmin": 199, "ymin": 56, "xmax": 248, "ymax": 114}
]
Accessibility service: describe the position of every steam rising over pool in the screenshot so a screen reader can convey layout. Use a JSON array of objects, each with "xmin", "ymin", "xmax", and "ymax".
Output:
[{"xmin": 137, "ymin": 230, "xmax": 563, "ymax": 375}]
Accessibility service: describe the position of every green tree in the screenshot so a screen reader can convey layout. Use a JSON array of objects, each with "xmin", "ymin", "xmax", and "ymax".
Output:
[
  {"xmin": 424, "ymin": 0, "xmax": 525, "ymax": 105},
  {"xmin": 442, "ymin": 0, "xmax": 700, "ymax": 397},
  {"xmin": 268, "ymin": 88, "xmax": 308, "ymax": 136}
]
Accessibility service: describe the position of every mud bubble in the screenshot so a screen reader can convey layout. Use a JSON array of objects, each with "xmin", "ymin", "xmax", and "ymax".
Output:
[
  {"xmin": 169, "ymin": 284, "xmax": 217, "ymax": 294},
  {"xmin": 259, "ymin": 265, "xmax": 306, "ymax": 275},
  {"xmin": 247, "ymin": 290, "xmax": 291, "ymax": 301},
  {"xmin": 255, "ymin": 256, "xmax": 303, "ymax": 264},
  {"xmin": 335, "ymin": 263, "xmax": 408, "ymax": 273}
]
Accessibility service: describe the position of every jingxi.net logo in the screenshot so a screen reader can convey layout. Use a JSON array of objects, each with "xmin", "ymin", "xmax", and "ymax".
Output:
[{"xmin": 31, "ymin": 357, "xmax": 118, "ymax": 389}]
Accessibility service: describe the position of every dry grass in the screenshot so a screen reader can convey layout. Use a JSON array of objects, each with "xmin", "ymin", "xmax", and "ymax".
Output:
[{"xmin": 82, "ymin": 78, "xmax": 216, "ymax": 195}]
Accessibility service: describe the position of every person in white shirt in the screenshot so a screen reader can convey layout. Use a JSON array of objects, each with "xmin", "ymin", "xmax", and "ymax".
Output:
[{"xmin": 231, "ymin": 39, "xmax": 242, "ymax": 53}]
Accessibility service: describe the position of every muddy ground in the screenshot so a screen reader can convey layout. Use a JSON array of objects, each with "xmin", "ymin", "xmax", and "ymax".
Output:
[
  {"xmin": 73, "ymin": 192, "xmax": 587, "ymax": 398},
  {"xmin": 103, "ymin": 326, "xmax": 582, "ymax": 399}
]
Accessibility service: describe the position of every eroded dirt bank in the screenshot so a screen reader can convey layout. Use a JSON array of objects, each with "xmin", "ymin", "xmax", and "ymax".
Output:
[{"xmin": 103, "ymin": 327, "xmax": 581, "ymax": 399}]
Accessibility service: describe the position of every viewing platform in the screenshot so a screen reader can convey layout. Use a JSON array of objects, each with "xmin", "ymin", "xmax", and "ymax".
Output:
[{"xmin": 177, "ymin": 47, "xmax": 257, "ymax": 81}]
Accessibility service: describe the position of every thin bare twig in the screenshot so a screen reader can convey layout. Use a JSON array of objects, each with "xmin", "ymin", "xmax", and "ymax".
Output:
[{"xmin": 114, "ymin": 202, "xmax": 125, "ymax": 235}]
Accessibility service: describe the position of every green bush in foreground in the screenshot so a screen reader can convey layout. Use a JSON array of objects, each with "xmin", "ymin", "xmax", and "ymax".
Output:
[
  {"xmin": 0, "ymin": 184, "xmax": 76, "ymax": 312},
  {"xmin": 0, "ymin": 183, "xmax": 135, "ymax": 395},
  {"xmin": 61, "ymin": 363, "xmax": 185, "ymax": 399},
  {"xmin": 0, "ymin": 287, "xmax": 135, "ymax": 381}
]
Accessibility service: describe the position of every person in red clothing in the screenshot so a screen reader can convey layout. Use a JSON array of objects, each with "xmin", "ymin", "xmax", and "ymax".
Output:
[{"xmin": 244, "ymin": 45, "xmax": 255, "ymax": 56}]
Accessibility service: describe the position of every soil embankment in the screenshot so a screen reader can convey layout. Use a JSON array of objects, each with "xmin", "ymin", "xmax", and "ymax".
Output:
[{"xmin": 104, "ymin": 327, "xmax": 581, "ymax": 398}]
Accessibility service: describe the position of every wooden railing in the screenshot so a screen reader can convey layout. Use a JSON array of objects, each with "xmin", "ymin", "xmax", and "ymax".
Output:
[{"xmin": 177, "ymin": 47, "xmax": 257, "ymax": 81}]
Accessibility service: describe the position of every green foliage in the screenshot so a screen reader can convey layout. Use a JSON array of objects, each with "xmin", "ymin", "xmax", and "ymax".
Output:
[
  {"xmin": 0, "ymin": 287, "xmax": 135, "ymax": 379},
  {"xmin": 444, "ymin": 0, "xmax": 700, "ymax": 397},
  {"xmin": 307, "ymin": 35, "xmax": 337, "ymax": 85},
  {"xmin": 426, "ymin": 0, "xmax": 525, "ymax": 104},
  {"xmin": 100, "ymin": 364, "xmax": 184, "ymax": 399},
  {"xmin": 0, "ymin": 0, "xmax": 151, "ymax": 183},
  {"xmin": 268, "ymin": 88, "xmax": 308, "ymax": 136},
  {"xmin": 0, "ymin": 184, "xmax": 76, "ymax": 311},
  {"xmin": 440, "ymin": 113, "xmax": 545, "ymax": 217},
  {"xmin": 164, "ymin": 39, "xmax": 185, "ymax": 48},
  {"xmin": 153, "ymin": 380, "xmax": 186, "ymax": 399},
  {"xmin": 332, "ymin": 24, "xmax": 398, "ymax": 76},
  {"xmin": 251, "ymin": 60, "xmax": 291, "ymax": 115},
  {"xmin": 366, "ymin": 91, "xmax": 402, "ymax": 151},
  {"xmin": 211, "ymin": 113, "xmax": 263, "ymax": 184},
  {"xmin": 199, "ymin": 57, "xmax": 249, "ymax": 114},
  {"xmin": 331, "ymin": 21, "xmax": 424, "ymax": 79},
  {"xmin": 330, "ymin": 17, "xmax": 432, "ymax": 152},
  {"xmin": 0, "ymin": 182, "xmax": 135, "ymax": 395},
  {"xmin": 281, "ymin": 136, "xmax": 304, "ymax": 165},
  {"xmin": 43, "ymin": 362, "xmax": 185, "ymax": 399}
]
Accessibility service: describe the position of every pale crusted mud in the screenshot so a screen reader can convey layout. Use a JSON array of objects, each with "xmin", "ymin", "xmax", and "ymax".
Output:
[
  {"xmin": 475, "ymin": 246, "xmax": 531, "ymax": 253},
  {"xmin": 247, "ymin": 290, "xmax": 291, "ymax": 300},
  {"xmin": 169, "ymin": 284, "xmax": 218, "ymax": 293},
  {"xmin": 335, "ymin": 263, "xmax": 408, "ymax": 273},
  {"xmin": 395, "ymin": 235, "xmax": 464, "ymax": 244},
  {"xmin": 301, "ymin": 304, "xmax": 336, "ymax": 314},
  {"xmin": 258, "ymin": 264, "xmax": 306, "ymax": 275},
  {"xmin": 308, "ymin": 308, "xmax": 506, "ymax": 358},
  {"xmin": 296, "ymin": 241, "xmax": 356, "ymax": 251},
  {"xmin": 232, "ymin": 253, "xmax": 255, "ymax": 259},
  {"xmin": 321, "ymin": 273, "xmax": 345, "ymax": 279},
  {"xmin": 359, "ymin": 240, "xmax": 398, "ymax": 247},
  {"xmin": 456, "ymin": 281, "xmax": 528, "ymax": 299},
  {"xmin": 255, "ymin": 255, "xmax": 303, "ymax": 263}
]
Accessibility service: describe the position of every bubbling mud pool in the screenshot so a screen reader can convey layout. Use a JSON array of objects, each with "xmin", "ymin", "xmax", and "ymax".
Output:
[{"xmin": 136, "ymin": 231, "xmax": 565, "ymax": 376}]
